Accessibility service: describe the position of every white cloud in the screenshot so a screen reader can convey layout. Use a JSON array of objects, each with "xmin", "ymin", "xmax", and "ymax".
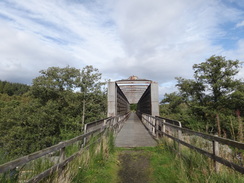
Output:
[
  {"xmin": 0, "ymin": 21, "xmax": 73, "ymax": 83},
  {"xmin": 0, "ymin": 0, "xmax": 243, "ymax": 99},
  {"xmin": 0, "ymin": 0, "xmax": 125, "ymax": 83},
  {"xmin": 106, "ymin": 0, "xmax": 237, "ymax": 81},
  {"xmin": 236, "ymin": 20, "xmax": 244, "ymax": 27}
]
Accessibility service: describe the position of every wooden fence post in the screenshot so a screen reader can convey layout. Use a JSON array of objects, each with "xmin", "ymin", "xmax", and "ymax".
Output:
[
  {"xmin": 82, "ymin": 124, "xmax": 87, "ymax": 147},
  {"xmin": 162, "ymin": 119, "xmax": 166, "ymax": 137},
  {"xmin": 178, "ymin": 122, "xmax": 182, "ymax": 153},
  {"xmin": 213, "ymin": 135, "xmax": 220, "ymax": 173},
  {"xmin": 152, "ymin": 118, "xmax": 156, "ymax": 136},
  {"xmin": 155, "ymin": 118, "xmax": 159, "ymax": 139},
  {"xmin": 59, "ymin": 147, "xmax": 66, "ymax": 162}
]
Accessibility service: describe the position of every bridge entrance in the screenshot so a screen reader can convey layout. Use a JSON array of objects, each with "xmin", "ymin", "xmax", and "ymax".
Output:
[{"xmin": 107, "ymin": 76, "xmax": 159, "ymax": 117}]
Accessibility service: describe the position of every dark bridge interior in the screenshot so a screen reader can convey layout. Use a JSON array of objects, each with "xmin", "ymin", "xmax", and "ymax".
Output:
[{"xmin": 107, "ymin": 76, "xmax": 159, "ymax": 117}]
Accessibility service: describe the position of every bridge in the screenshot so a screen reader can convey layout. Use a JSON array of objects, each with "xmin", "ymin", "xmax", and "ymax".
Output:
[
  {"xmin": 107, "ymin": 76, "xmax": 159, "ymax": 147},
  {"xmin": 0, "ymin": 76, "xmax": 243, "ymax": 182}
]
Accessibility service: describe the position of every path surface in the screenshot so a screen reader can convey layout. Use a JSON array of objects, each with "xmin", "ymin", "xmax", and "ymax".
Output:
[
  {"xmin": 118, "ymin": 150, "xmax": 151, "ymax": 183},
  {"xmin": 115, "ymin": 112, "xmax": 157, "ymax": 147}
]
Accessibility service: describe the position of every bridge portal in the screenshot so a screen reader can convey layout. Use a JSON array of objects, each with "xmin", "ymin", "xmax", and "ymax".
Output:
[{"xmin": 107, "ymin": 76, "xmax": 159, "ymax": 117}]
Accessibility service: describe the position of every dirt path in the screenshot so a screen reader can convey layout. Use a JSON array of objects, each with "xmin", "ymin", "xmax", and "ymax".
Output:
[{"xmin": 118, "ymin": 150, "xmax": 152, "ymax": 183}]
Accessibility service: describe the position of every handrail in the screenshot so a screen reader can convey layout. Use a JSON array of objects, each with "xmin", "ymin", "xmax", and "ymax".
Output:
[
  {"xmin": 0, "ymin": 128, "xmax": 101, "ymax": 173},
  {"xmin": 0, "ymin": 113, "xmax": 130, "ymax": 182},
  {"xmin": 160, "ymin": 130, "xmax": 244, "ymax": 174},
  {"xmin": 141, "ymin": 113, "xmax": 244, "ymax": 174},
  {"xmin": 156, "ymin": 117, "xmax": 243, "ymax": 149}
]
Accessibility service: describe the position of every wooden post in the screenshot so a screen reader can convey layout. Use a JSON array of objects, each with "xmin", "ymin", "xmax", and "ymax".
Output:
[
  {"xmin": 82, "ymin": 124, "xmax": 87, "ymax": 147},
  {"xmin": 213, "ymin": 135, "xmax": 220, "ymax": 173},
  {"xmin": 143, "ymin": 114, "xmax": 146, "ymax": 126},
  {"xmin": 216, "ymin": 114, "xmax": 221, "ymax": 137},
  {"xmin": 103, "ymin": 119, "xmax": 107, "ymax": 127},
  {"xmin": 178, "ymin": 122, "xmax": 182, "ymax": 153},
  {"xmin": 162, "ymin": 119, "xmax": 166, "ymax": 137},
  {"xmin": 59, "ymin": 147, "xmax": 66, "ymax": 162},
  {"xmin": 155, "ymin": 118, "xmax": 159, "ymax": 139},
  {"xmin": 237, "ymin": 110, "xmax": 243, "ymax": 142},
  {"xmin": 152, "ymin": 118, "xmax": 156, "ymax": 136}
]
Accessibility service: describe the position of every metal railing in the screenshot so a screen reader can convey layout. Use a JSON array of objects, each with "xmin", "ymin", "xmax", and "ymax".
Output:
[
  {"xmin": 0, "ymin": 112, "xmax": 130, "ymax": 182},
  {"xmin": 140, "ymin": 113, "xmax": 244, "ymax": 174}
]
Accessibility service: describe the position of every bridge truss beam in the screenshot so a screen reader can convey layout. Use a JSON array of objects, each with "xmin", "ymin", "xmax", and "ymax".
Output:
[{"xmin": 107, "ymin": 77, "xmax": 159, "ymax": 117}]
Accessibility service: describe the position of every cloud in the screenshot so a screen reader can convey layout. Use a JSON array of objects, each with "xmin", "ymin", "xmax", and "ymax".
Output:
[
  {"xmin": 0, "ymin": 0, "xmax": 124, "ymax": 83},
  {"xmin": 236, "ymin": 20, "xmax": 244, "ymax": 27},
  {"xmin": 0, "ymin": 21, "xmax": 74, "ymax": 83},
  {"xmin": 0, "ymin": 0, "xmax": 243, "ymax": 99},
  {"xmin": 106, "ymin": 0, "xmax": 240, "ymax": 80}
]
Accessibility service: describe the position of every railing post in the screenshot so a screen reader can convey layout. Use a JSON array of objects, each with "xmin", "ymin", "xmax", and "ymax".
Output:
[
  {"xmin": 102, "ymin": 119, "xmax": 106, "ymax": 132},
  {"xmin": 155, "ymin": 118, "xmax": 159, "ymax": 139},
  {"xmin": 142, "ymin": 114, "xmax": 145, "ymax": 125},
  {"xmin": 82, "ymin": 124, "xmax": 87, "ymax": 147},
  {"xmin": 152, "ymin": 118, "xmax": 156, "ymax": 136},
  {"xmin": 213, "ymin": 135, "xmax": 220, "ymax": 173},
  {"xmin": 162, "ymin": 119, "xmax": 166, "ymax": 137},
  {"xmin": 149, "ymin": 116, "xmax": 151, "ymax": 130},
  {"xmin": 178, "ymin": 122, "xmax": 182, "ymax": 153},
  {"xmin": 59, "ymin": 146, "xmax": 65, "ymax": 162},
  {"xmin": 103, "ymin": 119, "xmax": 107, "ymax": 126}
]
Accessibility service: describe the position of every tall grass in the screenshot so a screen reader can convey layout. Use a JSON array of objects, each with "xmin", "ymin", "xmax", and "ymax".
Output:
[
  {"xmin": 69, "ymin": 131, "xmax": 118, "ymax": 183},
  {"xmin": 157, "ymin": 138, "xmax": 244, "ymax": 183},
  {"xmin": 0, "ymin": 130, "xmax": 116, "ymax": 183},
  {"xmin": 1, "ymin": 133, "xmax": 242, "ymax": 183}
]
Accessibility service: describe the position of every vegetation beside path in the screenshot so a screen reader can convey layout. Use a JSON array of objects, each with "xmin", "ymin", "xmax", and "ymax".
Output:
[{"xmin": 72, "ymin": 141, "xmax": 244, "ymax": 183}]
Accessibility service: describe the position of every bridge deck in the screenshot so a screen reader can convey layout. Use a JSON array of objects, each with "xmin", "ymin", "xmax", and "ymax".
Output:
[{"xmin": 115, "ymin": 112, "xmax": 157, "ymax": 147}]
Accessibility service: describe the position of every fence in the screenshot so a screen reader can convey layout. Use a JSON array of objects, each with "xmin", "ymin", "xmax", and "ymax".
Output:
[
  {"xmin": 140, "ymin": 113, "xmax": 244, "ymax": 174},
  {"xmin": 0, "ymin": 112, "xmax": 130, "ymax": 182}
]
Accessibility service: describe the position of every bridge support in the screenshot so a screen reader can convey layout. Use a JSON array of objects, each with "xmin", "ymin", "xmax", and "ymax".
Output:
[
  {"xmin": 107, "ymin": 82, "xmax": 117, "ymax": 117},
  {"xmin": 150, "ymin": 82, "xmax": 159, "ymax": 116},
  {"xmin": 107, "ymin": 82, "xmax": 130, "ymax": 116},
  {"xmin": 137, "ymin": 82, "xmax": 159, "ymax": 116},
  {"xmin": 107, "ymin": 76, "xmax": 159, "ymax": 117}
]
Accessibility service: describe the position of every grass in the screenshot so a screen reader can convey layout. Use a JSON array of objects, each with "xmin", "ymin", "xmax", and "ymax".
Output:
[
  {"xmin": 156, "ymin": 139, "xmax": 244, "ymax": 183},
  {"xmin": 1, "ymin": 133, "xmax": 243, "ymax": 183},
  {"xmin": 71, "ymin": 132, "xmax": 119, "ymax": 183},
  {"xmin": 70, "ymin": 139, "xmax": 244, "ymax": 183}
]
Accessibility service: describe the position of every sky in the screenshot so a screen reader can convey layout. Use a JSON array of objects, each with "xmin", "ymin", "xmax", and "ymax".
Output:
[{"xmin": 0, "ymin": 0, "xmax": 244, "ymax": 99}]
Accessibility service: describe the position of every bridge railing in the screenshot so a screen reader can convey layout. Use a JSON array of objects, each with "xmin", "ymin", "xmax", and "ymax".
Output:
[
  {"xmin": 0, "ymin": 112, "xmax": 130, "ymax": 182},
  {"xmin": 141, "ymin": 113, "xmax": 244, "ymax": 174}
]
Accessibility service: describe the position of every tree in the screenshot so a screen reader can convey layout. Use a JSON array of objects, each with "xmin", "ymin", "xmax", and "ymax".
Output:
[
  {"xmin": 162, "ymin": 55, "xmax": 242, "ymax": 137},
  {"xmin": 175, "ymin": 77, "xmax": 205, "ymax": 106},
  {"xmin": 193, "ymin": 55, "xmax": 241, "ymax": 109},
  {"xmin": 0, "ymin": 80, "xmax": 30, "ymax": 96},
  {"xmin": 78, "ymin": 65, "xmax": 104, "ymax": 128},
  {"xmin": 0, "ymin": 65, "xmax": 107, "ymax": 161},
  {"xmin": 161, "ymin": 92, "xmax": 184, "ymax": 113},
  {"xmin": 31, "ymin": 66, "xmax": 80, "ymax": 103},
  {"xmin": 31, "ymin": 65, "xmax": 106, "ymax": 129},
  {"xmin": 192, "ymin": 56, "xmax": 242, "ymax": 136}
]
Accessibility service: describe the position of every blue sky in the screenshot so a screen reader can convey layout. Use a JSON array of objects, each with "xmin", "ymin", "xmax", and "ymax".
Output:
[{"xmin": 0, "ymin": 0, "xmax": 244, "ymax": 99}]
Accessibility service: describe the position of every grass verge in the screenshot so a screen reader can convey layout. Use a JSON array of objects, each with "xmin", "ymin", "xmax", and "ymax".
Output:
[{"xmin": 69, "ymin": 139, "xmax": 244, "ymax": 183}]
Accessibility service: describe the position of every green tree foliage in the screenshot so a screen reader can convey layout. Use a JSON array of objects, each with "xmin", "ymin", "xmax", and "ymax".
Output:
[
  {"xmin": 31, "ymin": 66, "xmax": 80, "ymax": 103},
  {"xmin": 79, "ymin": 65, "xmax": 104, "ymax": 127},
  {"xmin": 160, "ymin": 56, "xmax": 243, "ymax": 139},
  {"xmin": 0, "ymin": 80, "xmax": 29, "ymax": 96},
  {"xmin": 193, "ymin": 55, "xmax": 241, "ymax": 108},
  {"xmin": 0, "ymin": 65, "xmax": 107, "ymax": 160}
]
